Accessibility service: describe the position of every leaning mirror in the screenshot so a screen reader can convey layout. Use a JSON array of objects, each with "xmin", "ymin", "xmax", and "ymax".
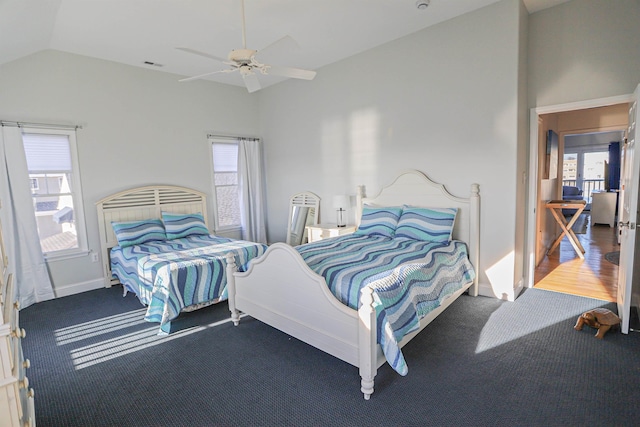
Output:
[{"xmin": 286, "ymin": 192, "xmax": 320, "ymax": 246}]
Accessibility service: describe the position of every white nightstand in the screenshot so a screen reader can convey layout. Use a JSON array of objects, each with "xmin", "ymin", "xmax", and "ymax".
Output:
[
  {"xmin": 306, "ymin": 223, "xmax": 357, "ymax": 243},
  {"xmin": 591, "ymin": 191, "xmax": 617, "ymax": 228}
]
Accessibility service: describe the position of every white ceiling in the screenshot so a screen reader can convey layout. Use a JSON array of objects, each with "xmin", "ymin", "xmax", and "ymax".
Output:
[{"xmin": 0, "ymin": 0, "xmax": 570, "ymax": 90}]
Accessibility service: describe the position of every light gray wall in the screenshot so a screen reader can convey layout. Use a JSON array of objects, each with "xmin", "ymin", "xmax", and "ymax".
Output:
[
  {"xmin": 4, "ymin": 0, "xmax": 637, "ymax": 301},
  {"xmin": 0, "ymin": 50, "xmax": 259, "ymax": 296},
  {"xmin": 515, "ymin": 0, "xmax": 529, "ymax": 293},
  {"xmin": 258, "ymin": 0, "xmax": 526, "ymax": 298},
  {"xmin": 528, "ymin": 0, "xmax": 640, "ymax": 107},
  {"xmin": 527, "ymin": 0, "xmax": 639, "ymax": 297}
]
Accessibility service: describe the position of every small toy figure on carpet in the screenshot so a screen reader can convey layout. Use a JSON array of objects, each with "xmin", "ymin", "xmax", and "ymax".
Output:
[{"xmin": 574, "ymin": 308, "xmax": 621, "ymax": 339}]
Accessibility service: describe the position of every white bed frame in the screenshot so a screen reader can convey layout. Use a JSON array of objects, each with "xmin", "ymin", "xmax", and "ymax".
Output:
[
  {"xmin": 96, "ymin": 185, "xmax": 209, "ymax": 287},
  {"xmin": 226, "ymin": 170, "xmax": 480, "ymax": 399}
]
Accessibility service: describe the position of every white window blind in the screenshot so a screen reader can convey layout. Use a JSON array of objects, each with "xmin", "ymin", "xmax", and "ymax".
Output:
[
  {"xmin": 23, "ymin": 133, "xmax": 72, "ymax": 172},
  {"xmin": 21, "ymin": 128, "xmax": 87, "ymax": 257},
  {"xmin": 211, "ymin": 139, "xmax": 240, "ymax": 229},
  {"xmin": 213, "ymin": 143, "xmax": 238, "ymax": 172}
]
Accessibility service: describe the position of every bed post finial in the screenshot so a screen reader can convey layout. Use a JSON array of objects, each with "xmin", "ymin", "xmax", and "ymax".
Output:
[
  {"xmin": 471, "ymin": 183, "xmax": 479, "ymax": 196},
  {"xmin": 225, "ymin": 253, "xmax": 241, "ymax": 326}
]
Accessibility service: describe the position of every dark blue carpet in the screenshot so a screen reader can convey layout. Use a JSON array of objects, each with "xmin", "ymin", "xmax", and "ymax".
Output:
[{"xmin": 19, "ymin": 286, "xmax": 640, "ymax": 426}]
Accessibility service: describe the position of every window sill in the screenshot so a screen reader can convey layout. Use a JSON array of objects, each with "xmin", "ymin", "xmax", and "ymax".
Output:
[
  {"xmin": 44, "ymin": 250, "xmax": 90, "ymax": 263},
  {"xmin": 214, "ymin": 226, "xmax": 242, "ymax": 233},
  {"xmin": 214, "ymin": 226, "xmax": 242, "ymax": 239}
]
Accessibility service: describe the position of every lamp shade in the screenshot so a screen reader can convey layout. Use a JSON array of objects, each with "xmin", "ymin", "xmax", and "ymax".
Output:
[{"xmin": 333, "ymin": 195, "xmax": 350, "ymax": 210}]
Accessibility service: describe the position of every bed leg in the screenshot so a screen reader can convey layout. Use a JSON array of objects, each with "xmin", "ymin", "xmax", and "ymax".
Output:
[
  {"xmin": 359, "ymin": 286, "xmax": 377, "ymax": 400},
  {"xmin": 225, "ymin": 253, "xmax": 241, "ymax": 326},
  {"xmin": 361, "ymin": 378, "xmax": 374, "ymax": 400}
]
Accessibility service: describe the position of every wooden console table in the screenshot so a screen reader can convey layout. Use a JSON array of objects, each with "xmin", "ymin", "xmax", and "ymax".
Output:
[{"xmin": 545, "ymin": 200, "xmax": 587, "ymax": 259}]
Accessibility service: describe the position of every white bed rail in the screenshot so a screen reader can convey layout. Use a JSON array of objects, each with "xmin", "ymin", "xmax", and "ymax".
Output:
[{"xmin": 226, "ymin": 170, "xmax": 480, "ymax": 399}]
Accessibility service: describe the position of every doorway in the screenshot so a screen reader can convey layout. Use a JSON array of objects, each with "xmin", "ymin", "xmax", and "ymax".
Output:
[
  {"xmin": 526, "ymin": 96, "xmax": 633, "ymax": 303},
  {"xmin": 533, "ymin": 209, "xmax": 620, "ymax": 302}
]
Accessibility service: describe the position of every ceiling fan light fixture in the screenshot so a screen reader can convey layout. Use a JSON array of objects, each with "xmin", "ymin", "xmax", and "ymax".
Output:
[
  {"xmin": 228, "ymin": 48, "xmax": 256, "ymax": 63},
  {"xmin": 416, "ymin": 0, "xmax": 430, "ymax": 10},
  {"xmin": 239, "ymin": 65, "xmax": 253, "ymax": 76}
]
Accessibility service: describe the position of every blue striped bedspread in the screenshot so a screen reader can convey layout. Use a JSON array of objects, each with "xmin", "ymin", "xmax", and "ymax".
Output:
[
  {"xmin": 296, "ymin": 234, "xmax": 475, "ymax": 375},
  {"xmin": 110, "ymin": 235, "xmax": 267, "ymax": 335}
]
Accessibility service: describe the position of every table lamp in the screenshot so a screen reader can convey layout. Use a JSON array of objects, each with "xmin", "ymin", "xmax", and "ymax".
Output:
[{"xmin": 333, "ymin": 195, "xmax": 350, "ymax": 227}]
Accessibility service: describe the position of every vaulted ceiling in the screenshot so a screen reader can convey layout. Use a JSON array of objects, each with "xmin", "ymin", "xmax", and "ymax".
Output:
[{"xmin": 0, "ymin": 0, "xmax": 569, "ymax": 90}]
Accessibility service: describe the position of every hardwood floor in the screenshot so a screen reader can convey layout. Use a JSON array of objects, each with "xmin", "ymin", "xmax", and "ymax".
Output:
[{"xmin": 534, "ymin": 213, "xmax": 620, "ymax": 302}]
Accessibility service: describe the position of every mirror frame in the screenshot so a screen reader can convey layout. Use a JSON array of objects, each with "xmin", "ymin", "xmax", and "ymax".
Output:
[
  {"xmin": 0, "ymin": 200, "xmax": 7, "ymax": 305},
  {"xmin": 286, "ymin": 192, "xmax": 320, "ymax": 246}
]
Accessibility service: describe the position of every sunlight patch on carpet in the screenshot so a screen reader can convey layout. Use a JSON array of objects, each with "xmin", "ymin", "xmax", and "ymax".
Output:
[
  {"xmin": 53, "ymin": 309, "xmax": 246, "ymax": 370},
  {"xmin": 475, "ymin": 290, "xmax": 607, "ymax": 353},
  {"xmin": 55, "ymin": 308, "xmax": 148, "ymax": 345}
]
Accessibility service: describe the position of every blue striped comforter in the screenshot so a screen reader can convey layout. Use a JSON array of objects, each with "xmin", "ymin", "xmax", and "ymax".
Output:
[
  {"xmin": 296, "ymin": 234, "xmax": 475, "ymax": 375},
  {"xmin": 111, "ymin": 235, "xmax": 267, "ymax": 335}
]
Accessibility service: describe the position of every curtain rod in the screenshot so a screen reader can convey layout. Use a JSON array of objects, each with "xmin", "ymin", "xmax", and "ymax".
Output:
[
  {"xmin": 207, "ymin": 133, "xmax": 259, "ymax": 141},
  {"xmin": 0, "ymin": 120, "xmax": 82, "ymax": 130}
]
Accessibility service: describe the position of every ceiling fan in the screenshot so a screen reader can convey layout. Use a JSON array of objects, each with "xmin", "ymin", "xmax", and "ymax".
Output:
[{"xmin": 177, "ymin": 0, "xmax": 317, "ymax": 93}]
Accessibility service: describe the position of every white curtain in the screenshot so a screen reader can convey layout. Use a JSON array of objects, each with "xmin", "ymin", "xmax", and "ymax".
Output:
[
  {"xmin": 0, "ymin": 125, "xmax": 55, "ymax": 308},
  {"xmin": 238, "ymin": 138, "xmax": 267, "ymax": 244}
]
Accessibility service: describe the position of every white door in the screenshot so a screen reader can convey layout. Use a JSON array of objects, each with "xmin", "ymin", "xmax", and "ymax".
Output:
[{"xmin": 617, "ymin": 84, "xmax": 640, "ymax": 334}]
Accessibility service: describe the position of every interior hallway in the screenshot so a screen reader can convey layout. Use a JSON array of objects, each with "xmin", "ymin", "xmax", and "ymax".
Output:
[{"xmin": 534, "ymin": 213, "xmax": 619, "ymax": 303}]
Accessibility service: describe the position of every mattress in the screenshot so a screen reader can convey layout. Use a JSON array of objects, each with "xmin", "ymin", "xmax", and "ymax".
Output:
[
  {"xmin": 111, "ymin": 235, "xmax": 267, "ymax": 334},
  {"xmin": 297, "ymin": 234, "xmax": 475, "ymax": 374}
]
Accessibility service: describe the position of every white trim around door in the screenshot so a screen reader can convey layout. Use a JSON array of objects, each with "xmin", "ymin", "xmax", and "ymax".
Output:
[{"xmin": 525, "ymin": 93, "xmax": 635, "ymax": 290}]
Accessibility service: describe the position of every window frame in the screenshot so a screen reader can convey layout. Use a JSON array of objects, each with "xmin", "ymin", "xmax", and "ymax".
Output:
[
  {"xmin": 22, "ymin": 127, "xmax": 89, "ymax": 260},
  {"xmin": 209, "ymin": 136, "xmax": 241, "ymax": 232}
]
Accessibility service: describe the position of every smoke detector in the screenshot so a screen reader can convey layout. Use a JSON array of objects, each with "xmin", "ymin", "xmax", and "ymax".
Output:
[{"xmin": 416, "ymin": 0, "xmax": 430, "ymax": 10}]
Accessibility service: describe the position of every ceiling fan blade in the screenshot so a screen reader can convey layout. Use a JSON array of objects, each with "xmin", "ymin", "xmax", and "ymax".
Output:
[
  {"xmin": 179, "ymin": 68, "xmax": 236, "ymax": 83},
  {"xmin": 242, "ymin": 72, "xmax": 261, "ymax": 93},
  {"xmin": 176, "ymin": 47, "xmax": 226, "ymax": 63},
  {"xmin": 257, "ymin": 35, "xmax": 300, "ymax": 61},
  {"xmin": 266, "ymin": 65, "xmax": 316, "ymax": 81}
]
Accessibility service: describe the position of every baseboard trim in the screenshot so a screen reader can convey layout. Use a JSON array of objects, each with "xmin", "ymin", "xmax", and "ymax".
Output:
[
  {"xmin": 477, "ymin": 278, "xmax": 523, "ymax": 302},
  {"xmin": 513, "ymin": 278, "xmax": 525, "ymax": 300},
  {"xmin": 53, "ymin": 278, "xmax": 105, "ymax": 298},
  {"xmin": 476, "ymin": 281, "xmax": 511, "ymax": 300}
]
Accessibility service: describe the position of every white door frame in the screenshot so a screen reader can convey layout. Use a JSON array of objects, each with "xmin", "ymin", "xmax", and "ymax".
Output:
[{"xmin": 525, "ymin": 93, "xmax": 634, "ymax": 289}]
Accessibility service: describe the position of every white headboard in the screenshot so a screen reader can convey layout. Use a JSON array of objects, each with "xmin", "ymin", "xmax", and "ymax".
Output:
[
  {"xmin": 355, "ymin": 170, "xmax": 480, "ymax": 295},
  {"xmin": 95, "ymin": 185, "xmax": 208, "ymax": 287}
]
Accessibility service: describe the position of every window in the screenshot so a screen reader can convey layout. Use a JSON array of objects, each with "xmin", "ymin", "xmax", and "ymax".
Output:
[
  {"xmin": 210, "ymin": 138, "xmax": 240, "ymax": 229},
  {"xmin": 22, "ymin": 128, "xmax": 87, "ymax": 258},
  {"xmin": 563, "ymin": 149, "xmax": 609, "ymax": 203}
]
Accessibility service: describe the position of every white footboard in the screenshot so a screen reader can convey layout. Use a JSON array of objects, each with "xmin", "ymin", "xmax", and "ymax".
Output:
[
  {"xmin": 225, "ymin": 244, "xmax": 474, "ymax": 400},
  {"xmin": 226, "ymin": 243, "xmax": 380, "ymax": 399}
]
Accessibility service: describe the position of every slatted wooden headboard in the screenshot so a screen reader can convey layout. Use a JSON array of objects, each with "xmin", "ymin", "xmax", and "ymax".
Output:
[{"xmin": 95, "ymin": 185, "xmax": 208, "ymax": 287}]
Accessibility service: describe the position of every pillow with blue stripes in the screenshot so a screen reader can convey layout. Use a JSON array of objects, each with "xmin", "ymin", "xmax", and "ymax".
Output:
[
  {"xmin": 353, "ymin": 205, "xmax": 403, "ymax": 238},
  {"xmin": 112, "ymin": 219, "xmax": 167, "ymax": 248},
  {"xmin": 395, "ymin": 206, "xmax": 458, "ymax": 242},
  {"xmin": 162, "ymin": 212, "xmax": 209, "ymax": 240}
]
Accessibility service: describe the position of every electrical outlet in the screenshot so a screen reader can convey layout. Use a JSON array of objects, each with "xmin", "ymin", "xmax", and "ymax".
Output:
[{"xmin": 91, "ymin": 252, "xmax": 99, "ymax": 263}]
